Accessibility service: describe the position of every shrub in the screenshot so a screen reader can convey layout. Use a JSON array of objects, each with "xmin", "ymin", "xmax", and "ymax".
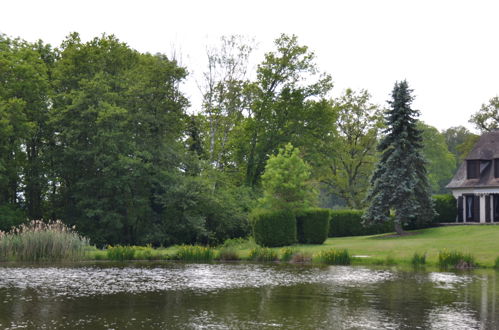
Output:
[
  {"xmin": 249, "ymin": 247, "xmax": 278, "ymax": 262},
  {"xmin": 106, "ymin": 245, "xmax": 136, "ymax": 261},
  {"xmin": 280, "ymin": 247, "xmax": 296, "ymax": 262},
  {"xmin": 250, "ymin": 209, "xmax": 296, "ymax": 247},
  {"xmin": 432, "ymin": 194, "xmax": 457, "ymax": 223},
  {"xmin": 0, "ymin": 204, "xmax": 25, "ymax": 232},
  {"xmin": 329, "ymin": 210, "xmax": 393, "ymax": 237},
  {"xmin": 296, "ymin": 208, "xmax": 330, "ymax": 244},
  {"xmin": 0, "ymin": 220, "xmax": 89, "ymax": 262},
  {"xmin": 438, "ymin": 250, "xmax": 475, "ymax": 269},
  {"xmin": 218, "ymin": 247, "xmax": 240, "ymax": 261},
  {"xmin": 314, "ymin": 249, "xmax": 351, "ymax": 265},
  {"xmin": 412, "ymin": 252, "xmax": 426, "ymax": 266},
  {"xmin": 175, "ymin": 245, "xmax": 215, "ymax": 262}
]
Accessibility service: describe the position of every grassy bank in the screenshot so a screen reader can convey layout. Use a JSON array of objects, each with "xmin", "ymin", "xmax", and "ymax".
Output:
[{"xmin": 82, "ymin": 226, "xmax": 499, "ymax": 268}]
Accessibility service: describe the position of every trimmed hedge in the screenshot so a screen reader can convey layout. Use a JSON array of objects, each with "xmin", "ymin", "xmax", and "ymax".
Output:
[
  {"xmin": 329, "ymin": 210, "xmax": 393, "ymax": 237},
  {"xmin": 250, "ymin": 209, "xmax": 296, "ymax": 247},
  {"xmin": 296, "ymin": 208, "xmax": 330, "ymax": 244},
  {"xmin": 432, "ymin": 194, "xmax": 456, "ymax": 223}
]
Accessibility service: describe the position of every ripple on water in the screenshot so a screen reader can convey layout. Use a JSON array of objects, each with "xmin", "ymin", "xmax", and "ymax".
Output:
[{"xmin": 0, "ymin": 264, "xmax": 396, "ymax": 300}]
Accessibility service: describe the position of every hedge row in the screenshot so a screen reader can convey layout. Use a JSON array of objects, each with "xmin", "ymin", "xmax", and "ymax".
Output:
[
  {"xmin": 296, "ymin": 208, "xmax": 330, "ymax": 244},
  {"xmin": 251, "ymin": 208, "xmax": 330, "ymax": 247},
  {"xmin": 432, "ymin": 194, "xmax": 456, "ymax": 223},
  {"xmin": 329, "ymin": 210, "xmax": 393, "ymax": 237},
  {"xmin": 251, "ymin": 194, "xmax": 457, "ymax": 245}
]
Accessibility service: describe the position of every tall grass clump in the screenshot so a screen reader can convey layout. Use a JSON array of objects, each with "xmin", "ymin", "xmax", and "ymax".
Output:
[
  {"xmin": 314, "ymin": 249, "xmax": 351, "ymax": 265},
  {"xmin": 249, "ymin": 247, "xmax": 278, "ymax": 262},
  {"xmin": 0, "ymin": 220, "xmax": 89, "ymax": 262},
  {"xmin": 411, "ymin": 252, "xmax": 426, "ymax": 266},
  {"xmin": 438, "ymin": 250, "xmax": 475, "ymax": 269},
  {"xmin": 175, "ymin": 245, "xmax": 215, "ymax": 262},
  {"xmin": 106, "ymin": 245, "xmax": 136, "ymax": 261},
  {"xmin": 280, "ymin": 247, "xmax": 296, "ymax": 262},
  {"xmin": 494, "ymin": 256, "xmax": 499, "ymax": 270},
  {"xmin": 217, "ymin": 247, "xmax": 240, "ymax": 261}
]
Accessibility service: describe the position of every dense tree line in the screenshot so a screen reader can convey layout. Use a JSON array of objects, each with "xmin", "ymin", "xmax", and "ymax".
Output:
[{"xmin": 0, "ymin": 32, "xmax": 475, "ymax": 245}]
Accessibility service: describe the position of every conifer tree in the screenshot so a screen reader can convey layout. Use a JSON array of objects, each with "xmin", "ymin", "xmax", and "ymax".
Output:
[{"xmin": 363, "ymin": 81, "xmax": 435, "ymax": 235}]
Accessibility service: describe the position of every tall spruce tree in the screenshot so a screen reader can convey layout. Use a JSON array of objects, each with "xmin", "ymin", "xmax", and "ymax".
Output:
[{"xmin": 363, "ymin": 81, "xmax": 435, "ymax": 235}]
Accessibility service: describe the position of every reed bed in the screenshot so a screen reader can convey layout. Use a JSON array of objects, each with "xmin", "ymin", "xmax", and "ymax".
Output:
[
  {"xmin": 313, "ymin": 249, "xmax": 351, "ymax": 265},
  {"xmin": 175, "ymin": 245, "xmax": 215, "ymax": 261},
  {"xmin": 248, "ymin": 247, "xmax": 279, "ymax": 262},
  {"xmin": 0, "ymin": 220, "xmax": 89, "ymax": 262},
  {"xmin": 411, "ymin": 252, "xmax": 426, "ymax": 266},
  {"xmin": 438, "ymin": 250, "xmax": 475, "ymax": 269}
]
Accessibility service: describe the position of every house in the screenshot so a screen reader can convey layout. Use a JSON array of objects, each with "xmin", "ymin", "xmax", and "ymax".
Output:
[{"xmin": 446, "ymin": 130, "xmax": 499, "ymax": 223}]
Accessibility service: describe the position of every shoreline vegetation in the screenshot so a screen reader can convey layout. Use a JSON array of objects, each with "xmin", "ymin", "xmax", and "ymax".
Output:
[{"xmin": 1, "ymin": 223, "xmax": 499, "ymax": 269}]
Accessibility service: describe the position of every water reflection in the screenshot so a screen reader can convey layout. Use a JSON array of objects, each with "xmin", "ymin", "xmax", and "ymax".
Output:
[{"xmin": 0, "ymin": 263, "xmax": 496, "ymax": 329}]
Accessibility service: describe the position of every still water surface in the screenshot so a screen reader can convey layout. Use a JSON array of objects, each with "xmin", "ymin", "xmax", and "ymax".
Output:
[{"xmin": 0, "ymin": 262, "xmax": 497, "ymax": 329}]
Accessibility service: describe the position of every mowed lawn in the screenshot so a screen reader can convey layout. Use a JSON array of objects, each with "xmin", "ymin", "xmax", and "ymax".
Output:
[{"xmin": 284, "ymin": 226, "xmax": 499, "ymax": 266}]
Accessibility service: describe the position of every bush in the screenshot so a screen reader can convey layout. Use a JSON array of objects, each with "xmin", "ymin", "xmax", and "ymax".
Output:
[
  {"xmin": 432, "ymin": 194, "xmax": 457, "ymax": 223},
  {"xmin": 438, "ymin": 250, "xmax": 475, "ymax": 269},
  {"xmin": 106, "ymin": 245, "xmax": 136, "ymax": 261},
  {"xmin": 0, "ymin": 204, "xmax": 25, "ymax": 232},
  {"xmin": 250, "ymin": 209, "xmax": 296, "ymax": 247},
  {"xmin": 175, "ymin": 245, "xmax": 215, "ymax": 262},
  {"xmin": 411, "ymin": 252, "xmax": 426, "ymax": 266},
  {"xmin": 329, "ymin": 210, "xmax": 393, "ymax": 237},
  {"xmin": 0, "ymin": 220, "xmax": 89, "ymax": 262},
  {"xmin": 249, "ymin": 247, "xmax": 278, "ymax": 261},
  {"xmin": 296, "ymin": 208, "xmax": 330, "ymax": 244},
  {"xmin": 279, "ymin": 247, "xmax": 296, "ymax": 262},
  {"xmin": 314, "ymin": 249, "xmax": 351, "ymax": 265},
  {"xmin": 218, "ymin": 247, "xmax": 240, "ymax": 261}
]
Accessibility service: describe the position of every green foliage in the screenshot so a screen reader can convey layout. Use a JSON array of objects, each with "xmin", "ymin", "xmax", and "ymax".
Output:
[
  {"xmin": 0, "ymin": 204, "xmax": 25, "ymax": 232},
  {"xmin": 411, "ymin": 252, "xmax": 426, "ymax": 266},
  {"xmin": 250, "ymin": 208, "xmax": 296, "ymax": 247},
  {"xmin": 217, "ymin": 247, "xmax": 240, "ymax": 261},
  {"xmin": 326, "ymin": 89, "xmax": 383, "ymax": 208},
  {"xmin": 443, "ymin": 126, "xmax": 479, "ymax": 166},
  {"xmin": 106, "ymin": 245, "xmax": 136, "ymax": 261},
  {"xmin": 329, "ymin": 210, "xmax": 392, "ymax": 237},
  {"xmin": 432, "ymin": 194, "xmax": 457, "ymax": 223},
  {"xmin": 175, "ymin": 245, "xmax": 215, "ymax": 262},
  {"xmin": 438, "ymin": 250, "xmax": 475, "ymax": 269},
  {"xmin": 494, "ymin": 256, "xmax": 499, "ymax": 270},
  {"xmin": 364, "ymin": 81, "xmax": 436, "ymax": 234},
  {"xmin": 279, "ymin": 247, "xmax": 296, "ymax": 262},
  {"xmin": 0, "ymin": 220, "xmax": 89, "ymax": 262},
  {"xmin": 248, "ymin": 247, "xmax": 279, "ymax": 261},
  {"xmin": 313, "ymin": 249, "xmax": 351, "ymax": 265},
  {"xmin": 469, "ymin": 96, "xmax": 499, "ymax": 132},
  {"xmin": 418, "ymin": 122, "xmax": 456, "ymax": 193},
  {"xmin": 237, "ymin": 34, "xmax": 335, "ymax": 187},
  {"xmin": 296, "ymin": 208, "xmax": 330, "ymax": 244},
  {"xmin": 259, "ymin": 143, "xmax": 317, "ymax": 210}
]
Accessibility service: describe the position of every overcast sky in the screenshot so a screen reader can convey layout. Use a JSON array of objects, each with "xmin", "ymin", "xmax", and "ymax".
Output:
[{"xmin": 2, "ymin": 0, "xmax": 499, "ymax": 132}]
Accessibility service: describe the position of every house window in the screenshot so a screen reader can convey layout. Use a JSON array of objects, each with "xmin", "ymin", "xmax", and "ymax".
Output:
[
  {"xmin": 467, "ymin": 160, "xmax": 480, "ymax": 179},
  {"xmin": 495, "ymin": 159, "xmax": 499, "ymax": 178}
]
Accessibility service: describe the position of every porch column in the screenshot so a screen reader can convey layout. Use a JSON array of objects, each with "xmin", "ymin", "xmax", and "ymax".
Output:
[{"xmin": 480, "ymin": 195, "xmax": 486, "ymax": 223}]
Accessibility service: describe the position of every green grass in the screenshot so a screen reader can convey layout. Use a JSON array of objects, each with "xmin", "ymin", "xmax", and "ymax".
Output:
[{"xmin": 58, "ymin": 226, "xmax": 499, "ymax": 268}]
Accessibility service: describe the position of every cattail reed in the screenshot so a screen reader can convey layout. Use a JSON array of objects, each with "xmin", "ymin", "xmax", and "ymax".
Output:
[{"xmin": 0, "ymin": 220, "xmax": 89, "ymax": 262}]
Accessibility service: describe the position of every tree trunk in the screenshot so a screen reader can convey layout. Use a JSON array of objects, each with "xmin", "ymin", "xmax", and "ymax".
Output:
[{"xmin": 394, "ymin": 222, "xmax": 404, "ymax": 235}]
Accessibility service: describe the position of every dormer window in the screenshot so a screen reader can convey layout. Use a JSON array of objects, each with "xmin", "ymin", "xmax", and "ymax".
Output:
[{"xmin": 467, "ymin": 160, "xmax": 480, "ymax": 179}]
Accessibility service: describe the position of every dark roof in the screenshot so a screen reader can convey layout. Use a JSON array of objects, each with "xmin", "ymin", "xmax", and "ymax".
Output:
[
  {"xmin": 447, "ymin": 131, "xmax": 499, "ymax": 189},
  {"xmin": 465, "ymin": 130, "xmax": 499, "ymax": 159}
]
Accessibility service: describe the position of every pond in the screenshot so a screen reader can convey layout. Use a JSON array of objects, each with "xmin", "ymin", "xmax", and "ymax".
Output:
[{"xmin": 0, "ymin": 262, "xmax": 497, "ymax": 329}]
